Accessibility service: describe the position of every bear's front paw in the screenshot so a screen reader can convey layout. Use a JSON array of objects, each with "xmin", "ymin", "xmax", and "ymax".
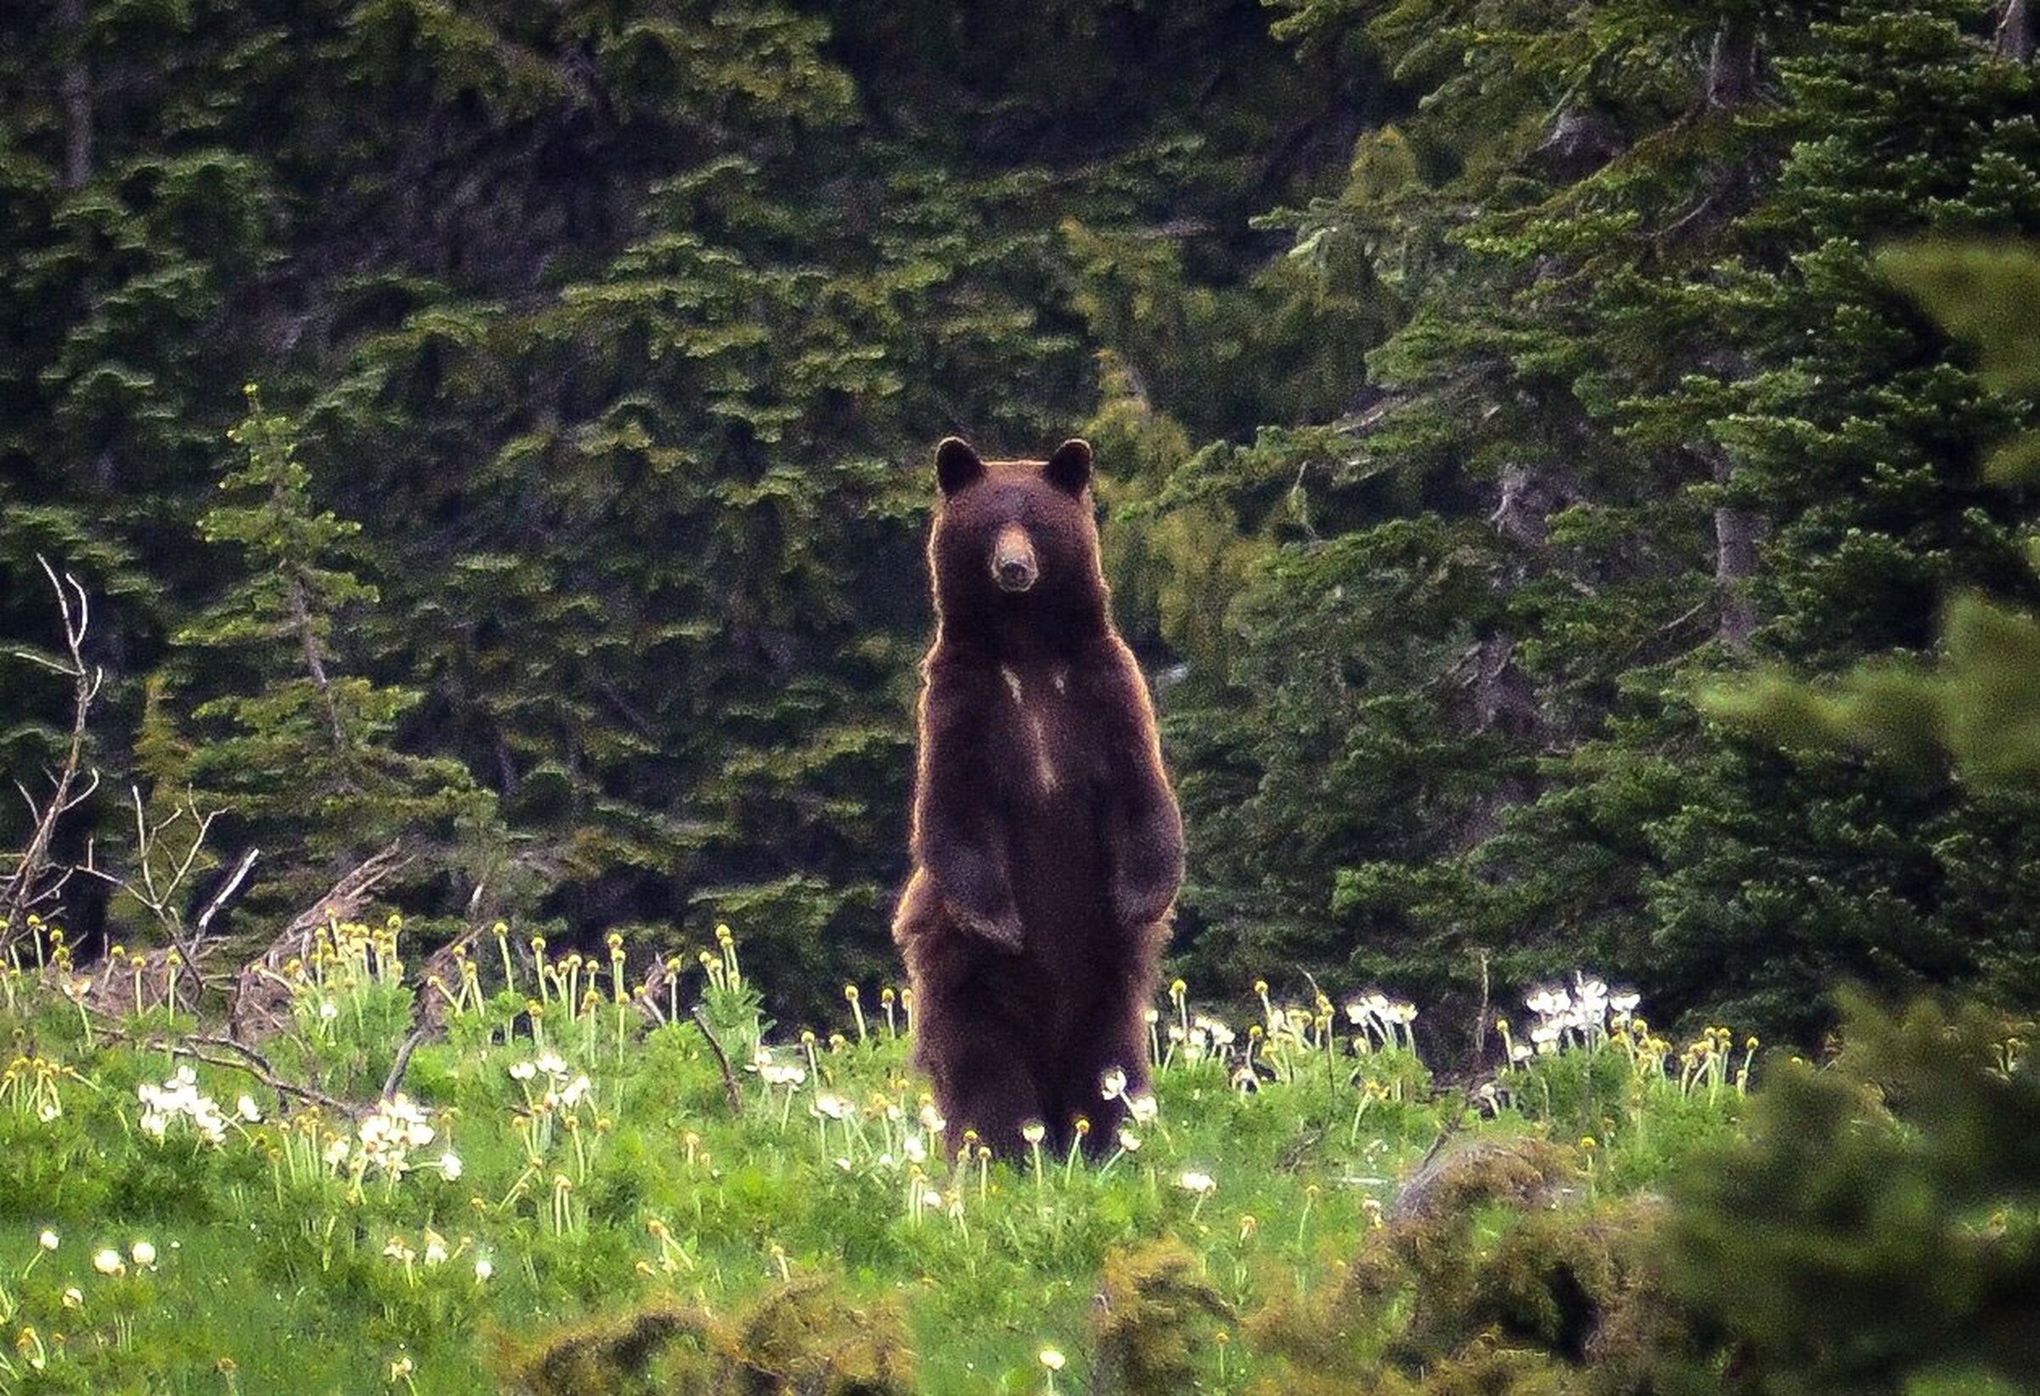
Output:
[
  {"xmin": 1111, "ymin": 882, "xmax": 1176, "ymax": 933},
  {"xmin": 959, "ymin": 906, "xmax": 1026, "ymax": 954}
]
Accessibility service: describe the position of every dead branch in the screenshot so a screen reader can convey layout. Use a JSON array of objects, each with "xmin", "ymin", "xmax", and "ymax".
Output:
[
  {"xmin": 78, "ymin": 786, "xmax": 237, "ymax": 970},
  {"xmin": 229, "ymin": 841, "xmax": 410, "ymax": 1042},
  {"xmin": 690, "ymin": 1005, "xmax": 744, "ymax": 1117},
  {"xmin": 2, "ymin": 558, "xmax": 105, "ymax": 939},
  {"xmin": 381, "ymin": 1027, "xmax": 430, "ymax": 1102},
  {"xmin": 92, "ymin": 1020, "xmax": 355, "ymax": 1116},
  {"xmin": 196, "ymin": 847, "xmax": 261, "ymax": 937},
  {"xmin": 409, "ymin": 922, "xmax": 479, "ymax": 1040},
  {"xmin": 634, "ymin": 955, "xmax": 676, "ymax": 1027},
  {"xmin": 71, "ymin": 943, "xmax": 200, "ymax": 1019}
]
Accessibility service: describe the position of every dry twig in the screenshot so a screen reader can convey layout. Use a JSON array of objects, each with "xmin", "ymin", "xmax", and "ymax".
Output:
[
  {"xmin": 78, "ymin": 787, "xmax": 245, "ymax": 971},
  {"xmin": 229, "ymin": 841, "xmax": 410, "ymax": 1042},
  {"xmin": 2, "ymin": 558, "xmax": 105, "ymax": 937},
  {"xmin": 690, "ymin": 1005, "xmax": 744, "ymax": 1117}
]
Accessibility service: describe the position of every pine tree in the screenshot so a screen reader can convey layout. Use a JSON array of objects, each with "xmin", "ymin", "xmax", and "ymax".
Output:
[{"xmin": 154, "ymin": 387, "xmax": 489, "ymax": 928}]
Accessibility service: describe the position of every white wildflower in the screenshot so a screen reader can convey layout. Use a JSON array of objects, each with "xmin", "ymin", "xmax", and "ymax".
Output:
[
  {"xmin": 760, "ymin": 1060, "xmax": 807, "ymax": 1088},
  {"xmin": 135, "ymin": 1068, "xmax": 228, "ymax": 1148}
]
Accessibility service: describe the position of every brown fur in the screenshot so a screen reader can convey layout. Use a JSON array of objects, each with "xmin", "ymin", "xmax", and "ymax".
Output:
[{"xmin": 893, "ymin": 437, "xmax": 1184, "ymax": 1158}]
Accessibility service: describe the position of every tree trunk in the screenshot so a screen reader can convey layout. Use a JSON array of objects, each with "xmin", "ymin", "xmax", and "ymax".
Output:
[
  {"xmin": 1997, "ymin": 0, "xmax": 2034, "ymax": 63},
  {"xmin": 1453, "ymin": 463, "xmax": 1567, "ymax": 849},
  {"xmin": 1714, "ymin": 455, "xmax": 1759, "ymax": 652},
  {"xmin": 287, "ymin": 570, "xmax": 349, "ymax": 756},
  {"xmin": 59, "ymin": 0, "xmax": 93, "ymax": 189},
  {"xmin": 1706, "ymin": 15, "xmax": 1759, "ymax": 109}
]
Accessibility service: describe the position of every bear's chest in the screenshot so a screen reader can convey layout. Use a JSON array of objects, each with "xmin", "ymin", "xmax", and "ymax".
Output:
[{"xmin": 990, "ymin": 662, "xmax": 1099, "ymax": 806}]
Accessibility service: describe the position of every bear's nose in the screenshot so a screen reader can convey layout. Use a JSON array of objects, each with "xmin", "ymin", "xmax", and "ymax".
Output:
[
  {"xmin": 992, "ymin": 523, "xmax": 1037, "ymax": 593},
  {"xmin": 995, "ymin": 556, "xmax": 1037, "ymax": 592}
]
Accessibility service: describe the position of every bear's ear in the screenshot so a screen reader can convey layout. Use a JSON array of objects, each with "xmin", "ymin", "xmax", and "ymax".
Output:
[
  {"xmin": 1044, "ymin": 438, "xmax": 1093, "ymax": 495},
  {"xmin": 935, "ymin": 437, "xmax": 985, "ymax": 496}
]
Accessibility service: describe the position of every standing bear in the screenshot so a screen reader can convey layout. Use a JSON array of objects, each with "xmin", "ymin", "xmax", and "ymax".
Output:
[{"xmin": 893, "ymin": 436, "xmax": 1184, "ymax": 1159}]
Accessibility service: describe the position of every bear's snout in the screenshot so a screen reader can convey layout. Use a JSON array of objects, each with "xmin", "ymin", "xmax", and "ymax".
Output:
[{"xmin": 992, "ymin": 522, "xmax": 1038, "ymax": 593}]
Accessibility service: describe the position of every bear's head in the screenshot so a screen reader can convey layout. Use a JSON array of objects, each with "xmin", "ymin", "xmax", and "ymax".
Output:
[{"xmin": 927, "ymin": 436, "xmax": 1107, "ymax": 635}]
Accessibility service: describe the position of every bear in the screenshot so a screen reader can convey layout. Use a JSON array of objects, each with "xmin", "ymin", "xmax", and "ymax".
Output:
[{"xmin": 892, "ymin": 435, "xmax": 1184, "ymax": 1160}]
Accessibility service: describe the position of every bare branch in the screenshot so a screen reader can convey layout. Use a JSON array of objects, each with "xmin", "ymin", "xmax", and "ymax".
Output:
[
  {"xmin": 1, "ymin": 558, "xmax": 105, "ymax": 939},
  {"xmin": 94, "ymin": 1021, "xmax": 355, "ymax": 1116},
  {"xmin": 82, "ymin": 786, "xmax": 233, "ymax": 970},
  {"xmin": 690, "ymin": 1005, "xmax": 744, "ymax": 1117},
  {"xmin": 195, "ymin": 848, "xmax": 260, "ymax": 936},
  {"xmin": 230, "ymin": 842, "xmax": 410, "ymax": 1043},
  {"xmin": 380, "ymin": 1027, "xmax": 430, "ymax": 1102}
]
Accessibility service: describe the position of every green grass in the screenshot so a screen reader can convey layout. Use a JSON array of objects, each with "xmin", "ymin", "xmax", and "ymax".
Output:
[{"xmin": 0, "ymin": 924, "xmax": 1747, "ymax": 1393}]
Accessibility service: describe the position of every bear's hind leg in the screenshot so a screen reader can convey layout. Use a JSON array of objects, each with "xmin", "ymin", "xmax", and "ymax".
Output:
[
  {"xmin": 931, "ymin": 1026, "xmax": 1048, "ymax": 1161},
  {"xmin": 900, "ymin": 892, "xmax": 1051, "ymax": 1160},
  {"xmin": 1060, "ymin": 971, "xmax": 1157, "ymax": 1158}
]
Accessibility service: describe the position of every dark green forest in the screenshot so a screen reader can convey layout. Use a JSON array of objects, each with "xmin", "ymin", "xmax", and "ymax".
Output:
[{"xmin": 4, "ymin": 0, "xmax": 2038, "ymax": 1046}]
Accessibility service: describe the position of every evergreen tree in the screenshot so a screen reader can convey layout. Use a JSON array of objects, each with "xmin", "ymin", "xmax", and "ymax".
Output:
[
  {"xmin": 1101, "ymin": 0, "xmax": 2040, "ymax": 1042},
  {"xmin": 153, "ymin": 387, "xmax": 488, "ymax": 928}
]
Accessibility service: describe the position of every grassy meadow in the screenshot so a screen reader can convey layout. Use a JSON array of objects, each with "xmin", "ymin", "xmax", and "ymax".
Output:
[{"xmin": 0, "ymin": 917, "xmax": 1758, "ymax": 1393}]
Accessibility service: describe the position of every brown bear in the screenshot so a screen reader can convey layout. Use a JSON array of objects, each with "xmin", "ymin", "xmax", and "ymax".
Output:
[{"xmin": 893, "ymin": 435, "xmax": 1184, "ymax": 1159}]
